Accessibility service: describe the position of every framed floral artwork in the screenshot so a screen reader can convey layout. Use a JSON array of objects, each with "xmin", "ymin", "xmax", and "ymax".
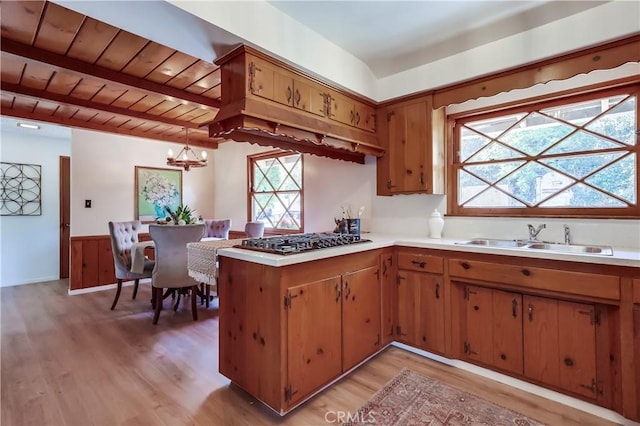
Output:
[{"xmin": 135, "ymin": 166, "xmax": 182, "ymax": 223}]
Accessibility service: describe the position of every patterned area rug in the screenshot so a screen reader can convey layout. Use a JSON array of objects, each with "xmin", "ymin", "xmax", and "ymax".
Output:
[{"xmin": 345, "ymin": 368, "xmax": 546, "ymax": 425}]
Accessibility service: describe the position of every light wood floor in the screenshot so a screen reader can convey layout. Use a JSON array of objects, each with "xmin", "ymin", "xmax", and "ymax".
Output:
[{"xmin": 1, "ymin": 280, "xmax": 621, "ymax": 426}]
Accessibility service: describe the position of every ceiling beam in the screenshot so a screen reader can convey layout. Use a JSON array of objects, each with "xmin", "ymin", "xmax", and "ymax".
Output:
[
  {"xmin": 0, "ymin": 37, "xmax": 221, "ymax": 110},
  {"xmin": 1, "ymin": 81, "xmax": 209, "ymax": 130}
]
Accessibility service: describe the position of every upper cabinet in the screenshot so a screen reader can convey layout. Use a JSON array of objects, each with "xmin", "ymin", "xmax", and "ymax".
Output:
[
  {"xmin": 376, "ymin": 95, "xmax": 445, "ymax": 195},
  {"xmin": 211, "ymin": 45, "xmax": 384, "ymax": 164}
]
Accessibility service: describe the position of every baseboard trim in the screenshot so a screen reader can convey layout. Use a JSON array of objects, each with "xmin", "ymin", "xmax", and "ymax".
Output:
[
  {"xmin": 391, "ymin": 342, "xmax": 636, "ymax": 426},
  {"xmin": 67, "ymin": 279, "xmax": 151, "ymax": 296}
]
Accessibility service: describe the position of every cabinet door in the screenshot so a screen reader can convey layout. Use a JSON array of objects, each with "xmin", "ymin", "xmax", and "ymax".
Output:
[
  {"xmin": 293, "ymin": 79, "xmax": 326, "ymax": 117},
  {"xmin": 557, "ymin": 300, "xmax": 598, "ymax": 399},
  {"xmin": 353, "ymin": 102, "xmax": 376, "ymax": 132},
  {"xmin": 492, "ymin": 290, "xmax": 523, "ymax": 375},
  {"xmin": 387, "ymin": 101, "xmax": 428, "ymax": 193},
  {"xmin": 380, "ymin": 252, "xmax": 396, "ymax": 345},
  {"xmin": 342, "ymin": 266, "xmax": 381, "ymax": 371},
  {"xmin": 272, "ymin": 72, "xmax": 294, "ymax": 106},
  {"xmin": 523, "ymin": 295, "xmax": 560, "ymax": 388},
  {"xmin": 463, "ymin": 285, "xmax": 493, "ymax": 365},
  {"xmin": 248, "ymin": 58, "xmax": 275, "ymax": 100},
  {"xmin": 523, "ymin": 296, "xmax": 598, "ymax": 399},
  {"xmin": 396, "ymin": 270, "xmax": 419, "ymax": 345},
  {"xmin": 417, "ymin": 274, "xmax": 445, "ymax": 354},
  {"xmin": 287, "ymin": 276, "xmax": 342, "ymax": 406},
  {"xmin": 329, "ymin": 92, "xmax": 355, "ymax": 126}
]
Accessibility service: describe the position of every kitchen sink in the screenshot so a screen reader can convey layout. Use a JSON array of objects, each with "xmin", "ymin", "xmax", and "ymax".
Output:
[
  {"xmin": 456, "ymin": 238, "xmax": 614, "ymax": 255},
  {"xmin": 526, "ymin": 242, "xmax": 614, "ymax": 255},
  {"xmin": 455, "ymin": 238, "xmax": 528, "ymax": 248}
]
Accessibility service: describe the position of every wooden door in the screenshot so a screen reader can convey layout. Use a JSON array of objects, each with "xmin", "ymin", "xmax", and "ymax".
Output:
[
  {"xmin": 293, "ymin": 79, "xmax": 326, "ymax": 117},
  {"xmin": 387, "ymin": 101, "xmax": 427, "ymax": 192},
  {"xmin": 558, "ymin": 300, "xmax": 598, "ymax": 399},
  {"xmin": 380, "ymin": 252, "xmax": 395, "ymax": 344},
  {"xmin": 329, "ymin": 92, "xmax": 355, "ymax": 126},
  {"xmin": 396, "ymin": 270, "xmax": 419, "ymax": 345},
  {"xmin": 287, "ymin": 276, "xmax": 342, "ymax": 407},
  {"xmin": 464, "ymin": 285, "xmax": 493, "ymax": 365},
  {"xmin": 342, "ymin": 266, "xmax": 381, "ymax": 371},
  {"xmin": 59, "ymin": 156, "xmax": 70, "ymax": 278},
  {"xmin": 492, "ymin": 290, "xmax": 523, "ymax": 375},
  {"xmin": 417, "ymin": 274, "xmax": 445, "ymax": 354},
  {"xmin": 353, "ymin": 102, "xmax": 376, "ymax": 132},
  {"xmin": 248, "ymin": 57, "xmax": 275, "ymax": 100},
  {"xmin": 523, "ymin": 295, "xmax": 560, "ymax": 388},
  {"xmin": 272, "ymin": 71, "xmax": 293, "ymax": 106}
]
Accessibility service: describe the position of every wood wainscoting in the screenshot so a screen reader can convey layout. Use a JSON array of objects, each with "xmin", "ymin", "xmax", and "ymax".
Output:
[
  {"xmin": 70, "ymin": 231, "xmax": 249, "ymax": 291},
  {"xmin": 69, "ymin": 234, "xmax": 152, "ymax": 291}
]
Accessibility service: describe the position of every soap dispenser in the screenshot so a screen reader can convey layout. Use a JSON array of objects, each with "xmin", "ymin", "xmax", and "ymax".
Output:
[{"xmin": 428, "ymin": 209, "xmax": 444, "ymax": 239}]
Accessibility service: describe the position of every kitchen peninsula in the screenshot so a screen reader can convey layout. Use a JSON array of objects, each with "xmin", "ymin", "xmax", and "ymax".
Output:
[{"xmin": 216, "ymin": 235, "xmax": 640, "ymax": 421}]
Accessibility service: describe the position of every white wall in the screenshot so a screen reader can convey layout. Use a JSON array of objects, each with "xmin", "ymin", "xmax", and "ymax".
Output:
[
  {"xmin": 212, "ymin": 141, "xmax": 377, "ymax": 233},
  {"xmin": 0, "ymin": 120, "xmax": 71, "ymax": 287},
  {"xmin": 70, "ymin": 129, "xmax": 216, "ymax": 236}
]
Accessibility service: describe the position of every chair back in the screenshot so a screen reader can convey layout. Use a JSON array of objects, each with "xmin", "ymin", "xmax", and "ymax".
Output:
[
  {"xmin": 245, "ymin": 221, "xmax": 265, "ymax": 238},
  {"xmin": 204, "ymin": 219, "xmax": 232, "ymax": 239},
  {"xmin": 108, "ymin": 220, "xmax": 143, "ymax": 279},
  {"xmin": 149, "ymin": 224, "xmax": 205, "ymax": 289}
]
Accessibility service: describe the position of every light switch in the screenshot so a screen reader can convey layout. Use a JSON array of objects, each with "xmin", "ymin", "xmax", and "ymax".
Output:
[{"xmin": 85, "ymin": 200, "xmax": 91, "ymax": 208}]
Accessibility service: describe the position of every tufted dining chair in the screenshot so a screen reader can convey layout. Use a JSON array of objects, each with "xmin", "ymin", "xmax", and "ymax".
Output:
[
  {"xmin": 245, "ymin": 221, "xmax": 265, "ymax": 238},
  {"xmin": 108, "ymin": 220, "xmax": 154, "ymax": 310},
  {"xmin": 203, "ymin": 219, "xmax": 232, "ymax": 239},
  {"xmin": 148, "ymin": 223, "xmax": 205, "ymax": 324}
]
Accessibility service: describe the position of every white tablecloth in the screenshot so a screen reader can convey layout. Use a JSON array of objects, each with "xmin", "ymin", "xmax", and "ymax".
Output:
[
  {"xmin": 130, "ymin": 241, "xmax": 155, "ymax": 274},
  {"xmin": 187, "ymin": 239, "xmax": 244, "ymax": 287}
]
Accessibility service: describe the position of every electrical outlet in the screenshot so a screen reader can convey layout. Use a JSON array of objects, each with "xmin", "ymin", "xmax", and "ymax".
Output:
[{"xmin": 85, "ymin": 200, "xmax": 91, "ymax": 208}]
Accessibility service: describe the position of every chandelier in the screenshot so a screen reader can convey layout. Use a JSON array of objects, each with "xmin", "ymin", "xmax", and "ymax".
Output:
[{"xmin": 166, "ymin": 128, "xmax": 208, "ymax": 171}]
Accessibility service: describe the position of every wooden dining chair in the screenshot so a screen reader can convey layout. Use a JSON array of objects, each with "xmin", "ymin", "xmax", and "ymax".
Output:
[
  {"xmin": 148, "ymin": 223, "xmax": 205, "ymax": 324},
  {"xmin": 108, "ymin": 220, "xmax": 154, "ymax": 310}
]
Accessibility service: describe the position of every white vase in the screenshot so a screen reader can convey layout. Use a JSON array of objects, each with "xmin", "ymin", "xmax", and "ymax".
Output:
[{"xmin": 428, "ymin": 209, "xmax": 444, "ymax": 239}]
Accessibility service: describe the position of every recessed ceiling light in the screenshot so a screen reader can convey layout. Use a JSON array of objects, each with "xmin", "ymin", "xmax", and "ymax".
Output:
[{"xmin": 17, "ymin": 122, "xmax": 40, "ymax": 130}]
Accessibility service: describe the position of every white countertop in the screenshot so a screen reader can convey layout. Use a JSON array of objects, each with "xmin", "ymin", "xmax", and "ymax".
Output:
[{"xmin": 217, "ymin": 233, "xmax": 640, "ymax": 268}]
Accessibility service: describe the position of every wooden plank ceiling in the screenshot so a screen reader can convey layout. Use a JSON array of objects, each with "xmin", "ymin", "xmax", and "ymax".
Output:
[{"xmin": 0, "ymin": 0, "xmax": 222, "ymax": 148}]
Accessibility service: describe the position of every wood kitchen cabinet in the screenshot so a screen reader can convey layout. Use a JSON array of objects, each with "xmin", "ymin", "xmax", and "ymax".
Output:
[
  {"xmin": 396, "ymin": 249, "xmax": 445, "ymax": 354},
  {"xmin": 450, "ymin": 256, "xmax": 620, "ymax": 407},
  {"xmin": 245, "ymin": 49, "xmax": 376, "ymax": 133},
  {"xmin": 376, "ymin": 95, "xmax": 445, "ymax": 195},
  {"xmin": 287, "ymin": 276, "xmax": 342, "ymax": 406},
  {"xmin": 380, "ymin": 250, "xmax": 396, "ymax": 345},
  {"xmin": 524, "ymin": 296, "xmax": 598, "ymax": 399},
  {"xmin": 462, "ymin": 285, "xmax": 523, "ymax": 375},
  {"xmin": 218, "ymin": 249, "xmax": 382, "ymax": 414}
]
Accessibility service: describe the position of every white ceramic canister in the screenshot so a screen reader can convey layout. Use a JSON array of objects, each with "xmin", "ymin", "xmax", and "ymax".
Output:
[{"xmin": 428, "ymin": 209, "xmax": 444, "ymax": 239}]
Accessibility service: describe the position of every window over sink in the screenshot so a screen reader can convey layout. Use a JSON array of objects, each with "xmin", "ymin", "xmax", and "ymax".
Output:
[
  {"xmin": 248, "ymin": 150, "xmax": 303, "ymax": 233},
  {"xmin": 449, "ymin": 83, "xmax": 639, "ymax": 218}
]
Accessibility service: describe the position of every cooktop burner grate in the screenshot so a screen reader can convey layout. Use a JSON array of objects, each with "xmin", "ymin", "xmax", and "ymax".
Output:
[{"xmin": 235, "ymin": 232, "xmax": 371, "ymax": 255}]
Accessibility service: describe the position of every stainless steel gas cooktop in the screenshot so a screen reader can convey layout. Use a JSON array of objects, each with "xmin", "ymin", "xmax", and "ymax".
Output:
[{"xmin": 236, "ymin": 232, "xmax": 371, "ymax": 255}]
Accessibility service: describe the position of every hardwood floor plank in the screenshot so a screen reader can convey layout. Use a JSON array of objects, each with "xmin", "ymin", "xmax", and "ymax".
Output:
[{"xmin": 1, "ymin": 280, "xmax": 622, "ymax": 426}]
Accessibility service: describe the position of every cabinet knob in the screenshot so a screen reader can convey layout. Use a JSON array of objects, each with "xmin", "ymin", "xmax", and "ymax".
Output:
[
  {"xmin": 461, "ymin": 262, "xmax": 471, "ymax": 270},
  {"xmin": 521, "ymin": 269, "xmax": 531, "ymax": 276},
  {"xmin": 500, "ymin": 353, "xmax": 507, "ymax": 361},
  {"xmin": 473, "ymin": 305, "xmax": 479, "ymax": 311},
  {"xmin": 564, "ymin": 357, "xmax": 574, "ymax": 367}
]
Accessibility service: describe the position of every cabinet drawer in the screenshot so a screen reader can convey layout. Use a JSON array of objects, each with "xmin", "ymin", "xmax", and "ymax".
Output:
[
  {"xmin": 397, "ymin": 251, "xmax": 443, "ymax": 274},
  {"xmin": 448, "ymin": 259, "xmax": 620, "ymax": 300}
]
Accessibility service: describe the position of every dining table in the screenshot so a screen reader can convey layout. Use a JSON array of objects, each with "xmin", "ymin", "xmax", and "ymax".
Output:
[{"xmin": 186, "ymin": 238, "xmax": 244, "ymax": 293}]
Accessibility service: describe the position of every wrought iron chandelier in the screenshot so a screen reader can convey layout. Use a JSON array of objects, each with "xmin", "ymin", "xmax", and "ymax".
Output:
[{"xmin": 166, "ymin": 128, "xmax": 208, "ymax": 171}]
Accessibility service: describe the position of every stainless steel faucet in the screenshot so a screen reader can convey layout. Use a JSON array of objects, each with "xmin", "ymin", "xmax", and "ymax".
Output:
[
  {"xmin": 563, "ymin": 224, "xmax": 571, "ymax": 244},
  {"xmin": 527, "ymin": 223, "xmax": 546, "ymax": 241}
]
